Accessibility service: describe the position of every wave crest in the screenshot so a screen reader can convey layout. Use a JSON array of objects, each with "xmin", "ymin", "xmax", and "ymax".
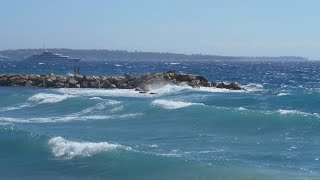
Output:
[
  {"xmin": 152, "ymin": 99, "xmax": 204, "ymax": 109},
  {"xmin": 48, "ymin": 136, "xmax": 131, "ymax": 159},
  {"xmin": 277, "ymin": 93, "xmax": 292, "ymax": 96},
  {"xmin": 29, "ymin": 93, "xmax": 74, "ymax": 104}
]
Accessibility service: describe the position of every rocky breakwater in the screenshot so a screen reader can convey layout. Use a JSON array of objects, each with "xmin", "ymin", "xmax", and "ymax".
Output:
[{"xmin": 0, "ymin": 71, "xmax": 243, "ymax": 92}]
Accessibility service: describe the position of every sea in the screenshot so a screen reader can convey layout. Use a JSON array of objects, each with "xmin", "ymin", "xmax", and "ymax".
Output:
[{"xmin": 0, "ymin": 60, "xmax": 319, "ymax": 179}]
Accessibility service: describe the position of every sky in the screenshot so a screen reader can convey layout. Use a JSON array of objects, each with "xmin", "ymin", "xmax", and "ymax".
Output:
[{"xmin": 0, "ymin": 0, "xmax": 320, "ymax": 59}]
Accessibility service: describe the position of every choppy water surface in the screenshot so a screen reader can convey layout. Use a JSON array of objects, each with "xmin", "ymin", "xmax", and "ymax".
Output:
[{"xmin": 0, "ymin": 60, "xmax": 320, "ymax": 179}]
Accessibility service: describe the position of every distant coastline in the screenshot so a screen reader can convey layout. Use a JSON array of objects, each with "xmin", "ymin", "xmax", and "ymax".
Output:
[{"xmin": 0, "ymin": 48, "xmax": 308, "ymax": 61}]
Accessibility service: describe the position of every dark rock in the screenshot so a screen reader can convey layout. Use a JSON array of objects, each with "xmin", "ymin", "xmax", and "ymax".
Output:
[
  {"xmin": 25, "ymin": 80, "xmax": 34, "ymax": 87},
  {"xmin": 68, "ymin": 78, "xmax": 78, "ymax": 88},
  {"xmin": 56, "ymin": 76, "xmax": 67, "ymax": 83},
  {"xmin": 45, "ymin": 78, "xmax": 55, "ymax": 87},
  {"xmin": 81, "ymin": 81, "xmax": 88, "ymax": 88},
  {"xmin": 74, "ymin": 74, "xmax": 83, "ymax": 82},
  {"xmin": 176, "ymin": 74, "xmax": 194, "ymax": 82},
  {"xmin": 12, "ymin": 79, "xmax": 27, "ymax": 86},
  {"xmin": 88, "ymin": 81, "xmax": 100, "ymax": 88},
  {"xmin": 216, "ymin": 82, "xmax": 242, "ymax": 90},
  {"xmin": 216, "ymin": 82, "xmax": 226, "ymax": 89},
  {"xmin": 55, "ymin": 82, "xmax": 66, "ymax": 88},
  {"xmin": 101, "ymin": 80, "xmax": 116, "ymax": 89},
  {"xmin": 0, "ymin": 77, "xmax": 9, "ymax": 86},
  {"xmin": 228, "ymin": 82, "xmax": 242, "ymax": 90},
  {"xmin": 196, "ymin": 75, "xmax": 208, "ymax": 82}
]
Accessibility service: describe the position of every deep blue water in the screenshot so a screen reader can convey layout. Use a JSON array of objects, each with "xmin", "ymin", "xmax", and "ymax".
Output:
[{"xmin": 0, "ymin": 60, "xmax": 320, "ymax": 179}]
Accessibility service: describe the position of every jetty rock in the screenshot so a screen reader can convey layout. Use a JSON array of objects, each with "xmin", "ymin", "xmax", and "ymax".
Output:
[{"xmin": 0, "ymin": 71, "xmax": 244, "ymax": 91}]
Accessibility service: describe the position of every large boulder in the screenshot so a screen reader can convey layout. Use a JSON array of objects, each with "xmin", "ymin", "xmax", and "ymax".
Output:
[
  {"xmin": 176, "ymin": 74, "xmax": 194, "ymax": 82},
  {"xmin": 101, "ymin": 80, "xmax": 116, "ymax": 89},
  {"xmin": 55, "ymin": 82, "xmax": 66, "ymax": 88},
  {"xmin": 228, "ymin": 82, "xmax": 242, "ymax": 90},
  {"xmin": 68, "ymin": 78, "xmax": 78, "ymax": 88},
  {"xmin": 88, "ymin": 81, "xmax": 100, "ymax": 88},
  {"xmin": 45, "ymin": 77, "xmax": 56, "ymax": 87},
  {"xmin": 217, "ymin": 82, "xmax": 242, "ymax": 90},
  {"xmin": 74, "ymin": 74, "xmax": 83, "ymax": 82},
  {"xmin": 56, "ymin": 76, "xmax": 67, "ymax": 83}
]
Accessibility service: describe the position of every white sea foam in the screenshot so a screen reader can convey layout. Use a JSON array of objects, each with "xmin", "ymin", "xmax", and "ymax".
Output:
[
  {"xmin": 243, "ymin": 83, "xmax": 264, "ymax": 92},
  {"xmin": 147, "ymin": 144, "xmax": 159, "ymax": 148},
  {"xmin": 114, "ymin": 64, "xmax": 122, "ymax": 67},
  {"xmin": 277, "ymin": 93, "xmax": 292, "ymax": 96},
  {"xmin": 277, "ymin": 109, "xmax": 319, "ymax": 118},
  {"xmin": 0, "ymin": 113, "xmax": 141, "ymax": 123},
  {"xmin": 29, "ymin": 93, "xmax": 74, "ymax": 104},
  {"xmin": 66, "ymin": 72, "xmax": 73, "ymax": 76},
  {"xmin": 148, "ymin": 84, "xmax": 192, "ymax": 94},
  {"xmin": 238, "ymin": 107, "xmax": 247, "ymax": 111},
  {"xmin": 152, "ymin": 99, "xmax": 204, "ymax": 109},
  {"xmin": 197, "ymin": 87, "xmax": 245, "ymax": 93},
  {"xmin": 56, "ymin": 83, "xmax": 248, "ymax": 98},
  {"xmin": 0, "ymin": 103, "xmax": 32, "ymax": 112},
  {"xmin": 56, "ymin": 88, "xmax": 155, "ymax": 98},
  {"xmin": 48, "ymin": 136, "xmax": 131, "ymax": 159},
  {"xmin": 89, "ymin": 97, "xmax": 103, "ymax": 100},
  {"xmin": 169, "ymin": 62, "xmax": 180, "ymax": 65},
  {"xmin": 148, "ymin": 84, "xmax": 246, "ymax": 94}
]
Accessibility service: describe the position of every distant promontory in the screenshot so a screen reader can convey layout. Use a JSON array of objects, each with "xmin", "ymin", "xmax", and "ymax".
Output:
[{"xmin": 0, "ymin": 49, "xmax": 308, "ymax": 61}]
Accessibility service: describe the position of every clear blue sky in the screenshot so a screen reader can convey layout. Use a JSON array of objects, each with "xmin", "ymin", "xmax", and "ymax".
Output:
[{"xmin": 1, "ymin": 0, "xmax": 320, "ymax": 59}]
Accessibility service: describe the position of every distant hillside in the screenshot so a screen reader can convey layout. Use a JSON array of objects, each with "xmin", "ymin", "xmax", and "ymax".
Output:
[{"xmin": 0, "ymin": 48, "xmax": 308, "ymax": 61}]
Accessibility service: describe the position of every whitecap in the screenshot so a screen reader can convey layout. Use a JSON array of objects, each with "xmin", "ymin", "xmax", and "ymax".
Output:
[
  {"xmin": 56, "ymin": 88, "xmax": 154, "ymax": 98},
  {"xmin": 277, "ymin": 93, "xmax": 292, "ymax": 96},
  {"xmin": 152, "ymin": 99, "xmax": 204, "ymax": 109},
  {"xmin": 114, "ymin": 64, "xmax": 122, "ymax": 67},
  {"xmin": 238, "ymin": 107, "xmax": 247, "ymax": 111},
  {"xmin": 67, "ymin": 72, "xmax": 73, "ymax": 76},
  {"xmin": 148, "ymin": 83, "xmax": 245, "ymax": 94},
  {"xmin": 0, "ymin": 113, "xmax": 141, "ymax": 123},
  {"xmin": 89, "ymin": 97, "xmax": 104, "ymax": 100},
  {"xmin": 48, "ymin": 136, "xmax": 131, "ymax": 159},
  {"xmin": 147, "ymin": 84, "xmax": 192, "ymax": 94},
  {"xmin": 243, "ymin": 83, "xmax": 264, "ymax": 92},
  {"xmin": 29, "ymin": 93, "xmax": 74, "ymax": 104},
  {"xmin": 169, "ymin": 62, "xmax": 180, "ymax": 65},
  {"xmin": 0, "ymin": 103, "xmax": 33, "ymax": 112},
  {"xmin": 197, "ymin": 87, "xmax": 245, "ymax": 93},
  {"xmin": 277, "ymin": 109, "xmax": 316, "ymax": 117}
]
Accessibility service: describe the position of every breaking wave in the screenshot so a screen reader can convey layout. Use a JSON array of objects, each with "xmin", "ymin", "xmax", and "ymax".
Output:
[
  {"xmin": 277, "ymin": 93, "xmax": 292, "ymax": 96},
  {"xmin": 243, "ymin": 83, "xmax": 264, "ymax": 92},
  {"xmin": 48, "ymin": 136, "xmax": 131, "ymax": 159},
  {"xmin": 0, "ymin": 103, "xmax": 33, "ymax": 112},
  {"xmin": 28, "ymin": 93, "xmax": 74, "ymax": 104},
  {"xmin": 56, "ymin": 88, "xmax": 156, "ymax": 98},
  {"xmin": 0, "ymin": 113, "xmax": 141, "ymax": 123},
  {"xmin": 277, "ymin": 109, "xmax": 319, "ymax": 118},
  {"xmin": 152, "ymin": 99, "xmax": 204, "ymax": 109}
]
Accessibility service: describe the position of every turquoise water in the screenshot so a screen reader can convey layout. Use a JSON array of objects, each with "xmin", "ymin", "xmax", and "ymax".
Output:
[{"xmin": 0, "ymin": 60, "xmax": 320, "ymax": 179}]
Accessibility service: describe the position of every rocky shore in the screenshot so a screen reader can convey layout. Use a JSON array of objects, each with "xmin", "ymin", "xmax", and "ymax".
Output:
[{"xmin": 0, "ymin": 71, "xmax": 243, "ymax": 92}]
